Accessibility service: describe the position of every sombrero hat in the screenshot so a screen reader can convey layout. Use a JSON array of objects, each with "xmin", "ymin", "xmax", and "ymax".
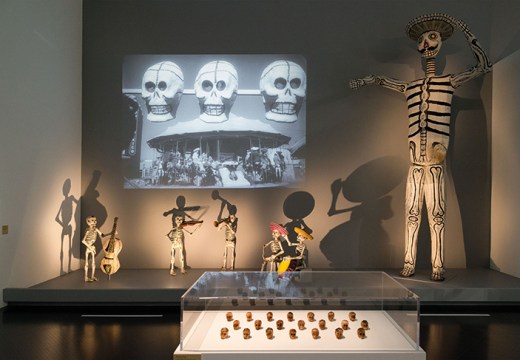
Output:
[
  {"xmin": 269, "ymin": 222, "xmax": 288, "ymax": 236},
  {"xmin": 406, "ymin": 13, "xmax": 455, "ymax": 42},
  {"xmin": 294, "ymin": 227, "xmax": 313, "ymax": 241}
]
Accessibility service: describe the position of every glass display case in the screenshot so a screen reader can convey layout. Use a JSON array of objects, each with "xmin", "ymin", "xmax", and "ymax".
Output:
[{"xmin": 174, "ymin": 271, "xmax": 425, "ymax": 360}]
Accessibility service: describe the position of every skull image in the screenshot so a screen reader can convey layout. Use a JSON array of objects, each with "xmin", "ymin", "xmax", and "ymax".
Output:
[
  {"xmin": 417, "ymin": 31, "xmax": 442, "ymax": 58},
  {"xmin": 260, "ymin": 60, "xmax": 306, "ymax": 123},
  {"xmin": 141, "ymin": 61, "xmax": 184, "ymax": 122},
  {"xmin": 194, "ymin": 61, "xmax": 238, "ymax": 123}
]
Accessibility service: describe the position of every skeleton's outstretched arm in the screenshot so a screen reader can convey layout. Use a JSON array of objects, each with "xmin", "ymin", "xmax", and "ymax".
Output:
[
  {"xmin": 449, "ymin": 16, "xmax": 492, "ymax": 88},
  {"xmin": 349, "ymin": 75, "xmax": 407, "ymax": 94}
]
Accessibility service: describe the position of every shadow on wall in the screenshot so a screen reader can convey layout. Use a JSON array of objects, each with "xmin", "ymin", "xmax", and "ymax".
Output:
[
  {"xmin": 55, "ymin": 178, "xmax": 80, "ymax": 275},
  {"xmin": 282, "ymin": 191, "xmax": 315, "ymax": 262},
  {"xmin": 320, "ymin": 156, "xmax": 408, "ymax": 268},
  {"xmin": 78, "ymin": 170, "xmax": 108, "ymax": 258}
]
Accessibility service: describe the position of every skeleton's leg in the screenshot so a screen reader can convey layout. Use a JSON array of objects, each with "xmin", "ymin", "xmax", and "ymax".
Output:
[
  {"xmin": 424, "ymin": 165, "xmax": 446, "ymax": 281},
  {"xmin": 84, "ymin": 251, "xmax": 90, "ymax": 281},
  {"xmin": 170, "ymin": 244, "xmax": 176, "ymax": 275},
  {"xmin": 222, "ymin": 246, "xmax": 228, "ymax": 270},
  {"xmin": 401, "ymin": 166, "xmax": 425, "ymax": 277},
  {"xmin": 231, "ymin": 244, "xmax": 236, "ymax": 270},
  {"xmin": 179, "ymin": 245, "xmax": 186, "ymax": 274},
  {"xmin": 90, "ymin": 253, "xmax": 97, "ymax": 281},
  {"xmin": 260, "ymin": 260, "xmax": 267, "ymax": 272}
]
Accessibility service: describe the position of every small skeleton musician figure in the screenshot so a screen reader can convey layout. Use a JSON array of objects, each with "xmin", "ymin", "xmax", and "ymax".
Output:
[
  {"xmin": 166, "ymin": 213, "xmax": 202, "ymax": 276},
  {"xmin": 261, "ymin": 223, "xmax": 286, "ymax": 272},
  {"xmin": 283, "ymin": 227, "xmax": 313, "ymax": 271},
  {"xmin": 81, "ymin": 216, "xmax": 107, "ymax": 282},
  {"xmin": 350, "ymin": 13, "xmax": 491, "ymax": 281},
  {"xmin": 216, "ymin": 206, "xmax": 238, "ymax": 271}
]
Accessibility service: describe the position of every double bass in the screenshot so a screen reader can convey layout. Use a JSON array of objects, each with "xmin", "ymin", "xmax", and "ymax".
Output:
[{"xmin": 100, "ymin": 217, "xmax": 123, "ymax": 279}]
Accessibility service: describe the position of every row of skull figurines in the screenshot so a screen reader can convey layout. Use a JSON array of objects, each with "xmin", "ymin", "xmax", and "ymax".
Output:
[
  {"xmin": 221, "ymin": 311, "xmax": 370, "ymax": 340},
  {"xmin": 141, "ymin": 60, "xmax": 306, "ymax": 123}
]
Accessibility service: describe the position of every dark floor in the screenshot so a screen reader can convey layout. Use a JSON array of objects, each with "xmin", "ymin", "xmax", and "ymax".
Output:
[{"xmin": 1, "ymin": 305, "xmax": 520, "ymax": 360}]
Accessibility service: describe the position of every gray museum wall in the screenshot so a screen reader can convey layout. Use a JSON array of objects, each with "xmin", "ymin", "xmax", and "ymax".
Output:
[
  {"xmin": 81, "ymin": 0, "xmax": 517, "ymax": 272},
  {"xmin": 491, "ymin": 49, "xmax": 520, "ymax": 278},
  {"xmin": 0, "ymin": 0, "xmax": 83, "ymax": 305}
]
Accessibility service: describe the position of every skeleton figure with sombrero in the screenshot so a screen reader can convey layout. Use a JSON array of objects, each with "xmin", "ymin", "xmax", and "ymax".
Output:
[
  {"xmin": 350, "ymin": 14, "xmax": 491, "ymax": 281},
  {"xmin": 279, "ymin": 227, "xmax": 313, "ymax": 273},
  {"xmin": 261, "ymin": 223, "xmax": 287, "ymax": 272}
]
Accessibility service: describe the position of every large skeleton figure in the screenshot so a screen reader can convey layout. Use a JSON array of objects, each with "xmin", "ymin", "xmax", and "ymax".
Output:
[
  {"xmin": 261, "ymin": 223, "xmax": 287, "ymax": 272},
  {"xmin": 81, "ymin": 216, "xmax": 106, "ymax": 282},
  {"xmin": 350, "ymin": 14, "xmax": 491, "ymax": 281}
]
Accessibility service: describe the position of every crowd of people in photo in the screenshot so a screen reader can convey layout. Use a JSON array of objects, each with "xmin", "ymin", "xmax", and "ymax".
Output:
[{"xmin": 139, "ymin": 147, "xmax": 292, "ymax": 187}]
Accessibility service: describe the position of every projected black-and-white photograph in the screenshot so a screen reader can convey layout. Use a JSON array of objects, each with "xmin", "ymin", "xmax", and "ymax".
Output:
[{"xmin": 122, "ymin": 54, "xmax": 306, "ymax": 189}]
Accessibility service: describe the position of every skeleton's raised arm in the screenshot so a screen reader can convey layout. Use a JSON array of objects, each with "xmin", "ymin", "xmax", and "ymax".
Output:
[
  {"xmin": 349, "ymin": 75, "xmax": 407, "ymax": 94},
  {"xmin": 449, "ymin": 17, "xmax": 492, "ymax": 88}
]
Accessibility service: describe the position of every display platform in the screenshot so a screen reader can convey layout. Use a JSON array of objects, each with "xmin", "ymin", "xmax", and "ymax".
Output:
[
  {"xmin": 4, "ymin": 268, "xmax": 520, "ymax": 306},
  {"xmin": 174, "ymin": 271, "xmax": 425, "ymax": 360}
]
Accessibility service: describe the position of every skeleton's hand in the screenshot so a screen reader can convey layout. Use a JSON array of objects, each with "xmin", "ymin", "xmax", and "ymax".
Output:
[{"xmin": 349, "ymin": 79, "xmax": 364, "ymax": 90}]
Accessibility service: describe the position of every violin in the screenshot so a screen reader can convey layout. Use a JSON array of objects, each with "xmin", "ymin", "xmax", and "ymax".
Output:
[
  {"xmin": 100, "ymin": 217, "xmax": 123, "ymax": 278},
  {"xmin": 180, "ymin": 220, "xmax": 203, "ymax": 228}
]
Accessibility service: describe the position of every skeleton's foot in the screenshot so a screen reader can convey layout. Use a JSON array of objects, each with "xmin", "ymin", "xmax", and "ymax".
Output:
[
  {"xmin": 431, "ymin": 268, "xmax": 445, "ymax": 281},
  {"xmin": 221, "ymin": 267, "xmax": 226, "ymax": 271},
  {"xmin": 399, "ymin": 264, "xmax": 415, "ymax": 277},
  {"xmin": 182, "ymin": 269, "xmax": 187, "ymax": 275},
  {"xmin": 170, "ymin": 270, "xmax": 176, "ymax": 276},
  {"xmin": 84, "ymin": 276, "xmax": 89, "ymax": 282},
  {"xmin": 91, "ymin": 276, "xmax": 98, "ymax": 281}
]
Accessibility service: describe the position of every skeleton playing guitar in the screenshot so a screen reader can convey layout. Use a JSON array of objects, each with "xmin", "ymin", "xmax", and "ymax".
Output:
[{"xmin": 100, "ymin": 217, "xmax": 122, "ymax": 279}]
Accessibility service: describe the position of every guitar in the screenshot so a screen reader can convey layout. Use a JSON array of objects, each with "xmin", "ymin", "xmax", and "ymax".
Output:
[{"xmin": 100, "ymin": 217, "xmax": 123, "ymax": 278}]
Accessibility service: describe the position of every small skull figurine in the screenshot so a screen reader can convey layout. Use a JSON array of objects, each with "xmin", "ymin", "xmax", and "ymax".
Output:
[
  {"xmin": 287, "ymin": 311, "xmax": 294, "ymax": 322},
  {"xmin": 357, "ymin": 327, "xmax": 366, "ymax": 339},
  {"xmin": 289, "ymin": 328, "xmax": 297, "ymax": 339},
  {"xmin": 276, "ymin": 319, "xmax": 284, "ymax": 330},
  {"xmin": 226, "ymin": 312, "xmax": 233, "ymax": 321},
  {"xmin": 266, "ymin": 327, "xmax": 274, "ymax": 339},
  {"xmin": 266, "ymin": 312, "xmax": 274, "ymax": 321},
  {"xmin": 220, "ymin": 327, "xmax": 229, "ymax": 339},
  {"xmin": 194, "ymin": 61, "xmax": 238, "ymax": 123},
  {"xmin": 246, "ymin": 311, "xmax": 253, "ymax": 321},
  {"xmin": 255, "ymin": 319, "xmax": 262, "ymax": 330},
  {"xmin": 307, "ymin": 312, "xmax": 315, "ymax": 322},
  {"xmin": 318, "ymin": 319, "xmax": 327, "ymax": 330},
  {"xmin": 349, "ymin": 311, "xmax": 357, "ymax": 321},
  {"xmin": 233, "ymin": 320, "xmax": 240, "ymax": 330},
  {"xmin": 298, "ymin": 320, "xmax": 306, "ymax": 330},
  {"xmin": 311, "ymin": 328, "xmax": 320, "ymax": 339},
  {"xmin": 361, "ymin": 320, "xmax": 369, "ymax": 330},
  {"xmin": 243, "ymin": 328, "xmax": 251, "ymax": 339},
  {"xmin": 328, "ymin": 311, "xmax": 335, "ymax": 321},
  {"xmin": 260, "ymin": 60, "xmax": 307, "ymax": 123},
  {"xmin": 141, "ymin": 61, "xmax": 184, "ymax": 122},
  {"xmin": 335, "ymin": 327, "xmax": 344, "ymax": 339},
  {"xmin": 341, "ymin": 319, "xmax": 349, "ymax": 330}
]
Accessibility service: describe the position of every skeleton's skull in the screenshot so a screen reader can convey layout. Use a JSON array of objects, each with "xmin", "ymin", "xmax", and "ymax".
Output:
[
  {"xmin": 86, "ymin": 216, "xmax": 97, "ymax": 228},
  {"xmin": 260, "ymin": 60, "xmax": 306, "ymax": 123},
  {"xmin": 194, "ymin": 61, "xmax": 238, "ymax": 123},
  {"xmin": 141, "ymin": 61, "xmax": 184, "ymax": 122},
  {"xmin": 417, "ymin": 31, "xmax": 442, "ymax": 58}
]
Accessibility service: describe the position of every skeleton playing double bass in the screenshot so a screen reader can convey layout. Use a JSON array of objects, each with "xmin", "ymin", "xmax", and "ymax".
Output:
[{"xmin": 350, "ymin": 14, "xmax": 491, "ymax": 281}]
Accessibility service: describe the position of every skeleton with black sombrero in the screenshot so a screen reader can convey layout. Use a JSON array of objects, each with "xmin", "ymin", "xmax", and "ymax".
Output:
[{"xmin": 350, "ymin": 14, "xmax": 491, "ymax": 281}]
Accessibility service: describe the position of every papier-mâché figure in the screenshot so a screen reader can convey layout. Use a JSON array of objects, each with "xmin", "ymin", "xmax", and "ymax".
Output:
[
  {"xmin": 350, "ymin": 13, "xmax": 491, "ymax": 281},
  {"xmin": 261, "ymin": 223, "xmax": 287, "ymax": 272},
  {"xmin": 81, "ymin": 216, "xmax": 106, "ymax": 282}
]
